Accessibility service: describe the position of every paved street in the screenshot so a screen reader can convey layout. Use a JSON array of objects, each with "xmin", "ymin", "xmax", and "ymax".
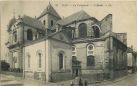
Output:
[{"xmin": 1, "ymin": 73, "xmax": 137, "ymax": 86}]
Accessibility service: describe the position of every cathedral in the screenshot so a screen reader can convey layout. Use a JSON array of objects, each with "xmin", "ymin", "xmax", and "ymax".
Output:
[{"xmin": 6, "ymin": 3, "xmax": 128, "ymax": 82}]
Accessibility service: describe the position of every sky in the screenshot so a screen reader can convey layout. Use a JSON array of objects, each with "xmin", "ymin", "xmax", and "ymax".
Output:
[{"xmin": 0, "ymin": 1, "xmax": 137, "ymax": 60}]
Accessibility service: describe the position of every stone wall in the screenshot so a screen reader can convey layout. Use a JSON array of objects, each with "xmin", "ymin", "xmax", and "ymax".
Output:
[
  {"xmin": 24, "ymin": 41, "xmax": 46, "ymax": 79},
  {"xmin": 100, "ymin": 14, "xmax": 112, "ymax": 34},
  {"xmin": 73, "ymin": 41, "xmax": 105, "ymax": 71}
]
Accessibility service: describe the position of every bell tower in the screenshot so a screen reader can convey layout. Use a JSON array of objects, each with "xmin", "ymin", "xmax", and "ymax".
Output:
[{"xmin": 37, "ymin": 3, "xmax": 61, "ymax": 30}]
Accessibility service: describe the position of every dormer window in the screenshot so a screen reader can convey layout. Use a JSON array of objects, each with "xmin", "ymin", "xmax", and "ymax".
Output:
[
  {"xmin": 13, "ymin": 31, "xmax": 17, "ymax": 42},
  {"xmin": 43, "ymin": 20, "xmax": 46, "ymax": 25},
  {"xmin": 51, "ymin": 20, "xmax": 53, "ymax": 26},
  {"xmin": 27, "ymin": 29, "xmax": 33, "ymax": 41}
]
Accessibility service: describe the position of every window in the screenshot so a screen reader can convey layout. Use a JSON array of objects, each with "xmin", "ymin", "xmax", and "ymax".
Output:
[
  {"xmin": 92, "ymin": 25, "xmax": 100, "ymax": 38},
  {"xmin": 87, "ymin": 44, "xmax": 94, "ymax": 56},
  {"xmin": 87, "ymin": 44, "xmax": 95, "ymax": 66},
  {"xmin": 13, "ymin": 56, "xmax": 17, "ymax": 63},
  {"xmin": 51, "ymin": 20, "xmax": 54, "ymax": 26},
  {"xmin": 13, "ymin": 31, "xmax": 17, "ymax": 42},
  {"xmin": 59, "ymin": 53, "xmax": 63, "ymax": 70},
  {"xmin": 38, "ymin": 53, "xmax": 42, "ymax": 68},
  {"xmin": 43, "ymin": 20, "xmax": 46, "ymax": 25},
  {"xmin": 28, "ymin": 55, "xmax": 30, "ymax": 68},
  {"xmin": 72, "ymin": 46, "xmax": 76, "ymax": 56},
  {"xmin": 36, "ymin": 50, "xmax": 42, "ymax": 68},
  {"xmin": 78, "ymin": 23, "xmax": 87, "ymax": 38},
  {"xmin": 87, "ymin": 55, "xmax": 95, "ymax": 66},
  {"xmin": 27, "ymin": 29, "xmax": 33, "ymax": 40},
  {"xmin": 26, "ymin": 53, "xmax": 30, "ymax": 68}
]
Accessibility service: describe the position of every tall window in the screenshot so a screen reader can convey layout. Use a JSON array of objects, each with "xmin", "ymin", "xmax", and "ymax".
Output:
[
  {"xmin": 43, "ymin": 20, "xmax": 46, "ymax": 25},
  {"xmin": 27, "ymin": 54, "xmax": 30, "ymax": 68},
  {"xmin": 51, "ymin": 20, "xmax": 54, "ymax": 26},
  {"xmin": 27, "ymin": 29, "xmax": 33, "ymax": 40},
  {"xmin": 78, "ymin": 23, "xmax": 87, "ymax": 38},
  {"xmin": 38, "ymin": 53, "xmax": 42, "ymax": 68},
  {"xmin": 87, "ymin": 44, "xmax": 95, "ymax": 66},
  {"xmin": 59, "ymin": 53, "xmax": 63, "ymax": 70},
  {"xmin": 92, "ymin": 25, "xmax": 100, "ymax": 38},
  {"xmin": 13, "ymin": 31, "xmax": 17, "ymax": 42},
  {"xmin": 72, "ymin": 46, "xmax": 76, "ymax": 56}
]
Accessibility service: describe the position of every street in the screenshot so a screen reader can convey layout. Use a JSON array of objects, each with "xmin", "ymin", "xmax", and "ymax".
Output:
[{"xmin": 0, "ymin": 73, "xmax": 137, "ymax": 86}]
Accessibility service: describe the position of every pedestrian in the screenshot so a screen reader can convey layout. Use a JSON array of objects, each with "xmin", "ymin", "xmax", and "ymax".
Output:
[
  {"xmin": 84, "ymin": 80, "xmax": 88, "ymax": 86},
  {"xmin": 70, "ymin": 80, "xmax": 74, "ymax": 86},
  {"xmin": 79, "ymin": 78, "xmax": 83, "ymax": 86}
]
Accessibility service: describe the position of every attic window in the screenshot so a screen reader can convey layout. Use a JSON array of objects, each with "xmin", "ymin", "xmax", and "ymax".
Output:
[
  {"xmin": 13, "ymin": 31, "xmax": 17, "ymax": 42},
  {"xmin": 43, "ymin": 20, "xmax": 46, "ymax": 25},
  {"xmin": 51, "ymin": 20, "xmax": 53, "ymax": 26}
]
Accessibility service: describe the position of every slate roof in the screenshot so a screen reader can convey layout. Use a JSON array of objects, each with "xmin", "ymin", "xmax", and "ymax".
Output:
[
  {"xmin": 57, "ymin": 10, "xmax": 96, "ymax": 26},
  {"xmin": 20, "ymin": 15, "xmax": 45, "ymax": 31},
  {"xmin": 38, "ymin": 3, "xmax": 61, "ymax": 19}
]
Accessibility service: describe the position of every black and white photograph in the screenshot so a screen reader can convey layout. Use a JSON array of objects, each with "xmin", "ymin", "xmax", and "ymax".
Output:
[{"xmin": 0, "ymin": 0, "xmax": 137, "ymax": 86}]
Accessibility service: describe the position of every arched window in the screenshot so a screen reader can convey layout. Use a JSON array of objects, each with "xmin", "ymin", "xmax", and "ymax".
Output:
[
  {"xmin": 13, "ymin": 31, "xmax": 17, "ymax": 42},
  {"xmin": 92, "ymin": 25, "xmax": 100, "ymax": 38},
  {"xmin": 27, "ymin": 29, "xmax": 33, "ymax": 40},
  {"xmin": 26, "ymin": 53, "xmax": 30, "ymax": 68},
  {"xmin": 87, "ymin": 44, "xmax": 95, "ymax": 66},
  {"xmin": 72, "ymin": 46, "xmax": 76, "ymax": 56},
  {"xmin": 78, "ymin": 23, "xmax": 87, "ymax": 38},
  {"xmin": 87, "ymin": 44, "xmax": 94, "ymax": 56},
  {"xmin": 59, "ymin": 53, "xmax": 63, "ymax": 70},
  {"xmin": 51, "ymin": 20, "xmax": 54, "ymax": 26},
  {"xmin": 28, "ymin": 54, "xmax": 30, "ymax": 68},
  {"xmin": 43, "ymin": 20, "xmax": 46, "ymax": 25},
  {"xmin": 36, "ymin": 50, "xmax": 42, "ymax": 68},
  {"xmin": 38, "ymin": 53, "xmax": 42, "ymax": 68}
]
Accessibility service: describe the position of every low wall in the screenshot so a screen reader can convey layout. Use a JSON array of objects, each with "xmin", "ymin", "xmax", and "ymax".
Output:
[
  {"xmin": 51, "ymin": 71, "xmax": 73, "ymax": 82},
  {"xmin": 25, "ymin": 71, "xmax": 45, "ymax": 81}
]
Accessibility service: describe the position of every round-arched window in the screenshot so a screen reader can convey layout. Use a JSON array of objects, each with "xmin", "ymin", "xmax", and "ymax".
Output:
[
  {"xmin": 72, "ymin": 46, "xmax": 75, "ymax": 51},
  {"xmin": 72, "ymin": 46, "xmax": 76, "ymax": 56},
  {"xmin": 87, "ymin": 44, "xmax": 94, "ymax": 56},
  {"xmin": 78, "ymin": 23, "xmax": 87, "ymax": 38},
  {"xmin": 87, "ymin": 44, "xmax": 95, "ymax": 66},
  {"xmin": 88, "ymin": 45, "xmax": 93, "ymax": 50},
  {"xmin": 92, "ymin": 25, "xmax": 100, "ymax": 38}
]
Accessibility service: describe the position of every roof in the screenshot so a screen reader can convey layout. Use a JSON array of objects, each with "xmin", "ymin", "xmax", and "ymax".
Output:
[
  {"xmin": 7, "ymin": 17, "xmax": 16, "ymax": 31},
  {"xmin": 38, "ymin": 3, "xmax": 61, "ymax": 19},
  {"xmin": 19, "ymin": 15, "xmax": 45, "ymax": 31},
  {"xmin": 57, "ymin": 10, "xmax": 96, "ymax": 26}
]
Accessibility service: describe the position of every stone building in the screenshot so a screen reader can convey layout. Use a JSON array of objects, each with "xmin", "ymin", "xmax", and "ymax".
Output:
[{"xmin": 6, "ymin": 3, "xmax": 128, "ymax": 82}]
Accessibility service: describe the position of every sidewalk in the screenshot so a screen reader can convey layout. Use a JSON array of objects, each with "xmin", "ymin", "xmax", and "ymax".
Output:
[
  {"xmin": 0, "ymin": 72, "xmax": 135, "ymax": 86},
  {"xmin": 91, "ymin": 73, "xmax": 134, "ymax": 86}
]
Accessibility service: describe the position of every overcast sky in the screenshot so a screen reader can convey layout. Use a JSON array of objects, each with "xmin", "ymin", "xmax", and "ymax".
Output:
[{"xmin": 1, "ymin": 1, "xmax": 137, "ymax": 60}]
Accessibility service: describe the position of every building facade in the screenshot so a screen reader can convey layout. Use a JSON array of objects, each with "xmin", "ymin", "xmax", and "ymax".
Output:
[{"xmin": 6, "ymin": 3, "xmax": 128, "ymax": 82}]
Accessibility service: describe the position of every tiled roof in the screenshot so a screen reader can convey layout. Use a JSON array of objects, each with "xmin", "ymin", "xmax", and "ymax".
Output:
[
  {"xmin": 20, "ymin": 15, "xmax": 45, "ymax": 31},
  {"xmin": 57, "ymin": 10, "xmax": 93, "ymax": 26},
  {"xmin": 38, "ymin": 3, "xmax": 61, "ymax": 19}
]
